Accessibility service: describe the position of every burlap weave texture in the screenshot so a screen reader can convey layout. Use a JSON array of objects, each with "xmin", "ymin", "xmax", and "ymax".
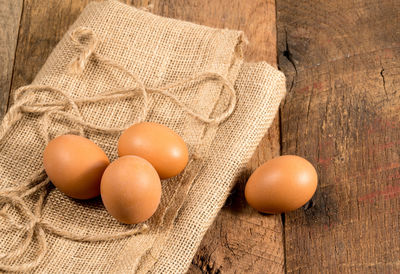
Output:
[{"xmin": 0, "ymin": 1, "xmax": 285, "ymax": 273}]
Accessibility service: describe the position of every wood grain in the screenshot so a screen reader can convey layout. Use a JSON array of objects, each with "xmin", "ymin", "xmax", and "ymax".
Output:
[
  {"xmin": 277, "ymin": 0, "xmax": 400, "ymax": 272},
  {"xmin": 7, "ymin": 0, "xmax": 283, "ymax": 272},
  {"xmin": 0, "ymin": 0, "xmax": 23, "ymax": 119},
  {"xmin": 9, "ymin": 0, "xmax": 95, "ymax": 102}
]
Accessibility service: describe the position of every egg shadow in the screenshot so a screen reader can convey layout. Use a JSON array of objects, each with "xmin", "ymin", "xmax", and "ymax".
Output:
[
  {"xmin": 45, "ymin": 180, "xmax": 104, "ymax": 208},
  {"xmin": 223, "ymin": 169, "xmax": 281, "ymax": 217},
  {"xmin": 223, "ymin": 169, "xmax": 250, "ymax": 213},
  {"xmin": 223, "ymin": 168, "xmax": 276, "ymax": 217}
]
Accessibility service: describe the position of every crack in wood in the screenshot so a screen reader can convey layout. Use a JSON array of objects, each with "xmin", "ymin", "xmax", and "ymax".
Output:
[
  {"xmin": 282, "ymin": 28, "xmax": 297, "ymax": 95},
  {"xmin": 380, "ymin": 67, "xmax": 387, "ymax": 96}
]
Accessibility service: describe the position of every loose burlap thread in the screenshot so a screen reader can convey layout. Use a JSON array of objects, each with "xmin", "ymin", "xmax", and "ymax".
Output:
[{"xmin": 0, "ymin": 1, "xmax": 286, "ymax": 273}]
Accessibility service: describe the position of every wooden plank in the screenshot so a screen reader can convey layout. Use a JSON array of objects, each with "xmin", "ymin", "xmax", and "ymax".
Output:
[
  {"xmin": 150, "ymin": 0, "xmax": 278, "ymax": 64},
  {"xmin": 277, "ymin": 0, "xmax": 400, "ymax": 272},
  {"xmin": 0, "ymin": 0, "xmax": 23, "ymax": 119},
  {"xmin": 10, "ymin": 0, "xmax": 283, "ymax": 272},
  {"xmin": 9, "ymin": 0, "xmax": 95, "ymax": 103}
]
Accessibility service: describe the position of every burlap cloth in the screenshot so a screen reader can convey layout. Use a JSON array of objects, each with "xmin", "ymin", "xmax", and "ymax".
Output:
[{"xmin": 0, "ymin": 0, "xmax": 286, "ymax": 273}]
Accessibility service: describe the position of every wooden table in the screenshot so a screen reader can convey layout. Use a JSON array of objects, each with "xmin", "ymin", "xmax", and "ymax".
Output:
[{"xmin": 1, "ymin": 0, "xmax": 399, "ymax": 273}]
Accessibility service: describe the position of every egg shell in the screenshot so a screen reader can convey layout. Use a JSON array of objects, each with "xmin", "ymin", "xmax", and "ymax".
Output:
[
  {"xmin": 43, "ymin": 134, "xmax": 109, "ymax": 199},
  {"xmin": 118, "ymin": 122, "xmax": 189, "ymax": 179},
  {"xmin": 100, "ymin": 155, "xmax": 161, "ymax": 224},
  {"xmin": 245, "ymin": 155, "xmax": 318, "ymax": 214}
]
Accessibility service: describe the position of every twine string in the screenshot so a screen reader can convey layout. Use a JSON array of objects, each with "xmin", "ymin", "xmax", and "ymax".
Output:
[{"xmin": 0, "ymin": 26, "xmax": 236, "ymax": 272}]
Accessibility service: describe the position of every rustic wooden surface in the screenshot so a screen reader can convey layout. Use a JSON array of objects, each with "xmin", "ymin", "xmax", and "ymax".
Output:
[
  {"xmin": 2, "ymin": 0, "xmax": 399, "ymax": 273},
  {"xmin": 277, "ymin": 0, "xmax": 400, "ymax": 273},
  {"xmin": 8, "ymin": 0, "xmax": 93, "ymax": 104}
]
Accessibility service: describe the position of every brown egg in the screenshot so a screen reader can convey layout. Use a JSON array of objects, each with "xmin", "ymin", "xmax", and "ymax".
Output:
[
  {"xmin": 100, "ymin": 156, "xmax": 161, "ymax": 224},
  {"xmin": 245, "ymin": 155, "xmax": 318, "ymax": 214},
  {"xmin": 118, "ymin": 122, "xmax": 189, "ymax": 179},
  {"xmin": 43, "ymin": 134, "xmax": 109, "ymax": 199}
]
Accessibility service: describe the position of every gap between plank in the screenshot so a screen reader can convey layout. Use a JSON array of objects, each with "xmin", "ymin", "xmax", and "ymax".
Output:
[{"xmin": 6, "ymin": 0, "xmax": 25, "ymax": 113}]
